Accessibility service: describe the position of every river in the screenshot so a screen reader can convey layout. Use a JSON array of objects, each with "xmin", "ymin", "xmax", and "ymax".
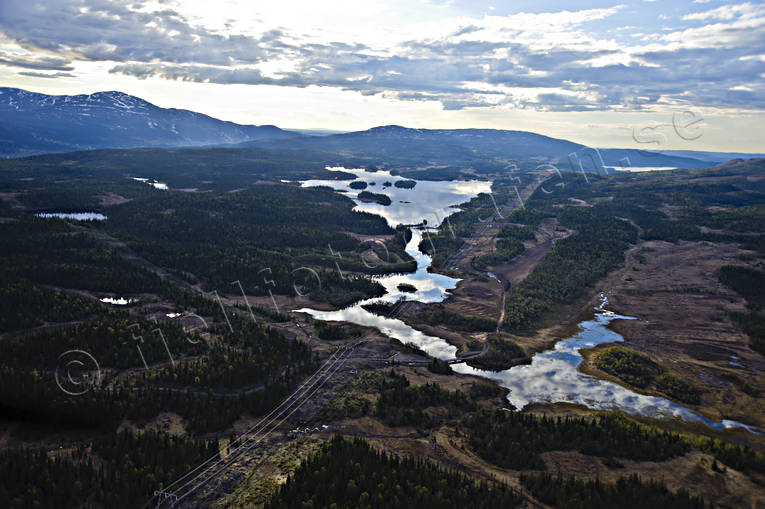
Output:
[{"xmin": 298, "ymin": 167, "xmax": 761, "ymax": 434}]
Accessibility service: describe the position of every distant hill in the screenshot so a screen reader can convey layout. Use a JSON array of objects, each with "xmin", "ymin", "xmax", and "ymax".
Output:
[
  {"xmin": 709, "ymin": 157, "xmax": 765, "ymax": 173},
  {"xmin": 0, "ymin": 87, "xmax": 299, "ymax": 157},
  {"xmin": 247, "ymin": 124, "xmax": 581, "ymax": 160},
  {"xmin": 247, "ymin": 125, "xmax": 715, "ymax": 173},
  {"xmin": 657, "ymin": 150, "xmax": 765, "ymax": 163}
]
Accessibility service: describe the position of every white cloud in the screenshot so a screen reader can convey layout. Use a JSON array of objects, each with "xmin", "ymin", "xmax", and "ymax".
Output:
[
  {"xmin": 0, "ymin": 0, "xmax": 764, "ymax": 143},
  {"xmin": 683, "ymin": 2, "xmax": 765, "ymax": 21}
]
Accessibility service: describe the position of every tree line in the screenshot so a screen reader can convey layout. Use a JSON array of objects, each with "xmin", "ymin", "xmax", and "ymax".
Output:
[
  {"xmin": 0, "ymin": 429, "xmax": 218, "ymax": 508},
  {"xmin": 464, "ymin": 408, "xmax": 765, "ymax": 474},
  {"xmin": 265, "ymin": 436, "xmax": 523, "ymax": 509},
  {"xmin": 464, "ymin": 409, "xmax": 690, "ymax": 470},
  {"xmin": 520, "ymin": 473, "xmax": 709, "ymax": 509},
  {"xmin": 502, "ymin": 206, "xmax": 637, "ymax": 330},
  {"xmin": 719, "ymin": 265, "xmax": 765, "ymax": 355}
]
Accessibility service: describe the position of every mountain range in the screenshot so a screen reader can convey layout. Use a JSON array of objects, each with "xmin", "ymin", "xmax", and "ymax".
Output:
[
  {"xmin": 2, "ymin": 87, "xmax": 759, "ymax": 171},
  {"xmin": 0, "ymin": 87, "xmax": 296, "ymax": 157}
]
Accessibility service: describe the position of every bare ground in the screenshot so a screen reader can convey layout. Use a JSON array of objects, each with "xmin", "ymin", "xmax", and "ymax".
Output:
[
  {"xmin": 596, "ymin": 240, "xmax": 765, "ymax": 426},
  {"xmin": 488, "ymin": 218, "xmax": 573, "ymax": 287},
  {"xmin": 97, "ymin": 193, "xmax": 132, "ymax": 206},
  {"xmin": 413, "ymin": 215, "xmax": 576, "ymax": 355}
]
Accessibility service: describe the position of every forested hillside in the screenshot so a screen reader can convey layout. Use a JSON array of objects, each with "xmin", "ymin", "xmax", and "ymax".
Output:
[{"xmin": 265, "ymin": 436, "xmax": 523, "ymax": 509}]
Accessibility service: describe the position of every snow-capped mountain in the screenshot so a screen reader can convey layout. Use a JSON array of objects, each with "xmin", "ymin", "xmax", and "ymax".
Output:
[{"xmin": 0, "ymin": 87, "xmax": 297, "ymax": 157}]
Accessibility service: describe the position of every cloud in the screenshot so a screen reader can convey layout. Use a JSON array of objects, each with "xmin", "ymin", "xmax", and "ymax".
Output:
[
  {"xmin": 0, "ymin": 0, "xmax": 279, "ymax": 65},
  {"xmin": 683, "ymin": 2, "xmax": 764, "ymax": 21},
  {"xmin": 662, "ymin": 13, "xmax": 765, "ymax": 49},
  {"xmin": 109, "ymin": 63, "xmax": 288, "ymax": 85},
  {"xmin": 17, "ymin": 71, "xmax": 76, "ymax": 78},
  {"xmin": 535, "ymin": 92, "xmax": 607, "ymax": 112},
  {"xmin": 0, "ymin": 52, "xmax": 74, "ymax": 71},
  {"xmin": 1, "ymin": 0, "xmax": 764, "ymax": 113}
]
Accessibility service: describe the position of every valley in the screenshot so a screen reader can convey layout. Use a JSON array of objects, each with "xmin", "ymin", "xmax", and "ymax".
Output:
[
  {"xmin": 0, "ymin": 137, "xmax": 764, "ymax": 508},
  {"xmin": 2, "ymin": 2, "xmax": 765, "ymax": 506}
]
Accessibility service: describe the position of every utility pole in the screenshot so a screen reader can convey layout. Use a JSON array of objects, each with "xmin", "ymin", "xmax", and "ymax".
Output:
[{"xmin": 154, "ymin": 490, "xmax": 179, "ymax": 508}]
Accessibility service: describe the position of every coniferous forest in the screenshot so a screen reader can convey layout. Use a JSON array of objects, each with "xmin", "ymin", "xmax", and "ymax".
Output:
[
  {"xmin": 265, "ymin": 436, "xmax": 524, "ymax": 509},
  {"xmin": 1, "ymin": 0, "xmax": 765, "ymax": 503},
  {"xmin": 0, "ymin": 131, "xmax": 763, "ymax": 509}
]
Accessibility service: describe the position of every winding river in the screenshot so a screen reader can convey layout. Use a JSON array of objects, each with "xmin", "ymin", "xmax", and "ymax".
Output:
[{"xmin": 298, "ymin": 167, "xmax": 761, "ymax": 434}]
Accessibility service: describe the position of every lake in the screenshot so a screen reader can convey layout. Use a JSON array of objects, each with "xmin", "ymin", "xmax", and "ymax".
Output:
[
  {"xmin": 100, "ymin": 297, "xmax": 136, "ymax": 305},
  {"xmin": 131, "ymin": 177, "xmax": 169, "ymax": 190},
  {"xmin": 301, "ymin": 167, "xmax": 491, "ymax": 228},
  {"xmin": 608, "ymin": 166, "xmax": 678, "ymax": 172},
  {"xmin": 36, "ymin": 212, "xmax": 107, "ymax": 221}
]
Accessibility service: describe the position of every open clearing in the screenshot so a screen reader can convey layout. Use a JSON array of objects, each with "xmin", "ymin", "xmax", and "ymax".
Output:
[{"xmin": 593, "ymin": 240, "xmax": 765, "ymax": 425}]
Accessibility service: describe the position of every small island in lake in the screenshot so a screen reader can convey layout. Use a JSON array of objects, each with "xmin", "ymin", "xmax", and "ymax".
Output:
[
  {"xmin": 397, "ymin": 283, "xmax": 417, "ymax": 293},
  {"xmin": 394, "ymin": 179, "xmax": 417, "ymax": 189},
  {"xmin": 357, "ymin": 191, "xmax": 392, "ymax": 205}
]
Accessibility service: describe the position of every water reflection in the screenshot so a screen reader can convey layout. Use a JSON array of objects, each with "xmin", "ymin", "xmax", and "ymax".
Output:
[
  {"xmin": 302, "ymin": 167, "xmax": 491, "ymax": 228},
  {"xmin": 454, "ymin": 302, "xmax": 761, "ymax": 433},
  {"xmin": 36, "ymin": 212, "xmax": 107, "ymax": 221},
  {"xmin": 100, "ymin": 297, "xmax": 135, "ymax": 305},
  {"xmin": 297, "ymin": 167, "xmax": 479, "ymax": 358},
  {"xmin": 296, "ymin": 229, "xmax": 462, "ymax": 360},
  {"xmin": 375, "ymin": 230, "xmax": 460, "ymax": 304},
  {"xmin": 131, "ymin": 177, "xmax": 169, "ymax": 190},
  {"xmin": 297, "ymin": 168, "xmax": 762, "ymax": 434},
  {"xmin": 608, "ymin": 166, "xmax": 678, "ymax": 173}
]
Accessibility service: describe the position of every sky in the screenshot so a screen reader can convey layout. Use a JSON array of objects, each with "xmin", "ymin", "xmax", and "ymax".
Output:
[{"xmin": 0, "ymin": 0, "xmax": 763, "ymax": 152}]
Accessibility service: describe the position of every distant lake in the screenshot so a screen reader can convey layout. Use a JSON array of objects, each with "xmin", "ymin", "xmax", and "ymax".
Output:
[
  {"xmin": 609, "ymin": 166, "xmax": 678, "ymax": 173},
  {"xmin": 131, "ymin": 177, "xmax": 169, "ymax": 190},
  {"xmin": 100, "ymin": 297, "xmax": 135, "ymax": 305},
  {"xmin": 36, "ymin": 212, "xmax": 107, "ymax": 221}
]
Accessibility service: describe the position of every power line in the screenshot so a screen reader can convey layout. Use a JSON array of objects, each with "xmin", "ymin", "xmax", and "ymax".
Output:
[
  {"xmin": 142, "ymin": 344, "xmax": 353, "ymax": 508},
  {"xmin": 172, "ymin": 343, "xmax": 362, "ymax": 504},
  {"xmin": 159, "ymin": 345, "xmax": 348, "ymax": 494}
]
